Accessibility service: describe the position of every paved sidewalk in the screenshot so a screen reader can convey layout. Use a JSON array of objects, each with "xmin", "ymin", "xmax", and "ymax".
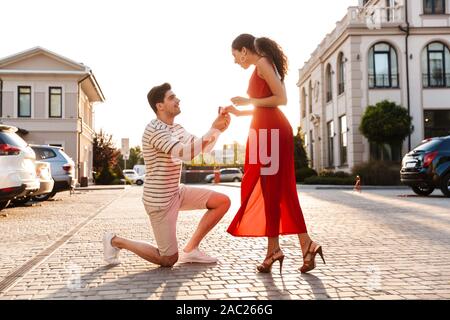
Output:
[{"xmin": 1, "ymin": 185, "xmax": 450, "ymax": 300}]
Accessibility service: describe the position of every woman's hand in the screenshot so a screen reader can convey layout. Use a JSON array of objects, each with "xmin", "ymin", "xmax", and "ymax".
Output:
[
  {"xmin": 222, "ymin": 105, "xmax": 241, "ymax": 116},
  {"xmin": 231, "ymin": 96, "xmax": 251, "ymax": 106}
]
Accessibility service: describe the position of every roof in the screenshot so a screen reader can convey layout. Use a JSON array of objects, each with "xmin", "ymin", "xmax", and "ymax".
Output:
[
  {"xmin": 0, "ymin": 125, "xmax": 18, "ymax": 133},
  {"xmin": 0, "ymin": 47, "xmax": 105, "ymax": 102}
]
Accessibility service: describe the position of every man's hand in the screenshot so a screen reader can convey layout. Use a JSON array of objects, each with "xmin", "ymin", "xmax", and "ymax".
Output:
[
  {"xmin": 212, "ymin": 113, "xmax": 231, "ymax": 132},
  {"xmin": 222, "ymin": 105, "xmax": 240, "ymax": 116}
]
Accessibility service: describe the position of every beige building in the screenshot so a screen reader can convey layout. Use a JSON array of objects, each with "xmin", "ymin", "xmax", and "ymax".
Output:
[
  {"xmin": 0, "ymin": 47, "xmax": 105, "ymax": 182},
  {"xmin": 298, "ymin": 0, "xmax": 450, "ymax": 172}
]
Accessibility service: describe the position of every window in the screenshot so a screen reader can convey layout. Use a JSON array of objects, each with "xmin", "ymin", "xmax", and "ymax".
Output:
[
  {"xmin": 422, "ymin": 42, "xmax": 450, "ymax": 88},
  {"xmin": 301, "ymin": 87, "xmax": 306, "ymax": 118},
  {"xmin": 424, "ymin": 0, "xmax": 446, "ymax": 14},
  {"xmin": 368, "ymin": 43, "xmax": 399, "ymax": 88},
  {"xmin": 339, "ymin": 115, "xmax": 348, "ymax": 165},
  {"xmin": 49, "ymin": 87, "xmax": 62, "ymax": 118},
  {"xmin": 326, "ymin": 64, "xmax": 333, "ymax": 103},
  {"xmin": 18, "ymin": 86, "xmax": 31, "ymax": 117},
  {"xmin": 309, "ymin": 129, "xmax": 314, "ymax": 166},
  {"xmin": 308, "ymin": 81, "xmax": 313, "ymax": 114},
  {"xmin": 424, "ymin": 110, "xmax": 450, "ymax": 138},
  {"xmin": 338, "ymin": 53, "xmax": 346, "ymax": 95},
  {"xmin": 33, "ymin": 148, "xmax": 57, "ymax": 160},
  {"xmin": 327, "ymin": 121, "xmax": 335, "ymax": 167}
]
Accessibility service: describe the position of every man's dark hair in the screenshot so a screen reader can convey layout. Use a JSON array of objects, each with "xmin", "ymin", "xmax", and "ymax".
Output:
[{"xmin": 147, "ymin": 83, "xmax": 171, "ymax": 114}]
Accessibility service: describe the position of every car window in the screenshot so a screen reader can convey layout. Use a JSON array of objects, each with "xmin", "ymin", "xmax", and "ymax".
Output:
[
  {"xmin": 414, "ymin": 139, "xmax": 442, "ymax": 152},
  {"xmin": 33, "ymin": 148, "xmax": 57, "ymax": 160},
  {"xmin": 0, "ymin": 132, "xmax": 28, "ymax": 148},
  {"xmin": 442, "ymin": 139, "xmax": 450, "ymax": 150}
]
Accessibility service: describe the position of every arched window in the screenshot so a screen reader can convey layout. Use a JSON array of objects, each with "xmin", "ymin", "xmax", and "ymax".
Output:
[
  {"xmin": 301, "ymin": 87, "xmax": 306, "ymax": 118},
  {"xmin": 326, "ymin": 64, "xmax": 333, "ymax": 103},
  {"xmin": 424, "ymin": 0, "xmax": 446, "ymax": 14},
  {"xmin": 368, "ymin": 42, "xmax": 399, "ymax": 88},
  {"xmin": 308, "ymin": 81, "xmax": 313, "ymax": 114},
  {"xmin": 422, "ymin": 41, "xmax": 450, "ymax": 88},
  {"xmin": 337, "ymin": 53, "xmax": 346, "ymax": 95}
]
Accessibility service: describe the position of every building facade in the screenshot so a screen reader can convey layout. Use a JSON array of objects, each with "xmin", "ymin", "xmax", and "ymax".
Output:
[
  {"xmin": 298, "ymin": 0, "xmax": 450, "ymax": 172},
  {"xmin": 0, "ymin": 47, "xmax": 105, "ymax": 181}
]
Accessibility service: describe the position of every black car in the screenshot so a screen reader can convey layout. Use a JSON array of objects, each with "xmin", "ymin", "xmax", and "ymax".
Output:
[{"xmin": 400, "ymin": 136, "xmax": 450, "ymax": 197}]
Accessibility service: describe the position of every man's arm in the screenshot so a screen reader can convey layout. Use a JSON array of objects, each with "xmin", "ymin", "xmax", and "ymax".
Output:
[
  {"xmin": 170, "ymin": 128, "xmax": 221, "ymax": 161},
  {"xmin": 170, "ymin": 114, "xmax": 230, "ymax": 161}
]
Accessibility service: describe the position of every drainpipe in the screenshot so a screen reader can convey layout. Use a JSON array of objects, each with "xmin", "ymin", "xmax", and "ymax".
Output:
[
  {"xmin": 77, "ymin": 73, "xmax": 90, "ymax": 182},
  {"xmin": 0, "ymin": 79, "xmax": 3, "ymax": 119},
  {"xmin": 399, "ymin": 0, "xmax": 412, "ymax": 151}
]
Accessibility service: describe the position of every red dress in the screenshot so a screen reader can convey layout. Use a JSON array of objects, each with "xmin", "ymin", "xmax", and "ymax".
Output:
[{"xmin": 227, "ymin": 67, "xmax": 308, "ymax": 237}]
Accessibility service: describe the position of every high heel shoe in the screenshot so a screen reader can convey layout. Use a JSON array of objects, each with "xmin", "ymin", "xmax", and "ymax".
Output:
[
  {"xmin": 300, "ymin": 241, "xmax": 326, "ymax": 274},
  {"xmin": 257, "ymin": 249, "xmax": 285, "ymax": 274}
]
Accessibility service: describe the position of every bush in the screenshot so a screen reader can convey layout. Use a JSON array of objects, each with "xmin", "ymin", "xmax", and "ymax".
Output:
[
  {"xmin": 318, "ymin": 170, "xmax": 351, "ymax": 178},
  {"xmin": 304, "ymin": 176, "xmax": 355, "ymax": 185},
  {"xmin": 95, "ymin": 167, "xmax": 117, "ymax": 185},
  {"xmin": 296, "ymin": 167, "xmax": 318, "ymax": 183},
  {"xmin": 352, "ymin": 161, "xmax": 401, "ymax": 186}
]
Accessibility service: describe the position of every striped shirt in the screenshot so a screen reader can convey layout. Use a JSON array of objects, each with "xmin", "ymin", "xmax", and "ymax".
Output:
[{"xmin": 142, "ymin": 119, "xmax": 197, "ymax": 207}]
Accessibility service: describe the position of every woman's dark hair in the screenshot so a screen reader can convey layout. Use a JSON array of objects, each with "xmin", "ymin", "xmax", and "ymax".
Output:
[
  {"xmin": 232, "ymin": 33, "xmax": 288, "ymax": 82},
  {"xmin": 147, "ymin": 82, "xmax": 171, "ymax": 114}
]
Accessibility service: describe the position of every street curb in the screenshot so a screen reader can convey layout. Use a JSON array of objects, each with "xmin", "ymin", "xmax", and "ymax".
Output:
[
  {"xmin": 75, "ymin": 185, "xmax": 128, "ymax": 191},
  {"xmin": 216, "ymin": 183, "xmax": 410, "ymax": 190}
]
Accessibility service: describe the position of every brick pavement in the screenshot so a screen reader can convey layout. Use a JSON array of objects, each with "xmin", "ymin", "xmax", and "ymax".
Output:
[{"xmin": 0, "ymin": 185, "xmax": 449, "ymax": 300}]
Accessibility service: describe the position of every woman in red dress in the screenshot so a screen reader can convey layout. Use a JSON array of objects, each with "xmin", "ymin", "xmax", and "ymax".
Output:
[{"xmin": 224, "ymin": 34, "xmax": 325, "ymax": 274}]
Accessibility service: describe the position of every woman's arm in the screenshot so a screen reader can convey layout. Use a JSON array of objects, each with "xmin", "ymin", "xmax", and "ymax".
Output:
[{"xmin": 223, "ymin": 105, "xmax": 254, "ymax": 117}]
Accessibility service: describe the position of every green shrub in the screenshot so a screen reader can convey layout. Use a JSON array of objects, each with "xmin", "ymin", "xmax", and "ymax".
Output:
[
  {"xmin": 352, "ymin": 161, "xmax": 401, "ymax": 186},
  {"xmin": 296, "ymin": 167, "xmax": 318, "ymax": 183},
  {"xmin": 95, "ymin": 167, "xmax": 117, "ymax": 185},
  {"xmin": 319, "ymin": 170, "xmax": 351, "ymax": 178},
  {"xmin": 304, "ymin": 176, "xmax": 355, "ymax": 185}
]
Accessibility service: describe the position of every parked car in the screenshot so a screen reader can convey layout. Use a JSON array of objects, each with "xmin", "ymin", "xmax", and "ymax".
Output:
[
  {"xmin": 30, "ymin": 145, "xmax": 76, "ymax": 201},
  {"xmin": 0, "ymin": 125, "xmax": 40, "ymax": 210},
  {"xmin": 133, "ymin": 165, "xmax": 146, "ymax": 176},
  {"xmin": 12, "ymin": 161, "xmax": 54, "ymax": 205},
  {"xmin": 123, "ymin": 169, "xmax": 144, "ymax": 185},
  {"xmin": 205, "ymin": 168, "xmax": 243, "ymax": 183},
  {"xmin": 400, "ymin": 136, "xmax": 450, "ymax": 197}
]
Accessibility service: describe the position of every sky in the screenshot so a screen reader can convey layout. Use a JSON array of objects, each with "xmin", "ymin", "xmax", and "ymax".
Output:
[{"xmin": 0, "ymin": 0, "xmax": 355, "ymax": 149}]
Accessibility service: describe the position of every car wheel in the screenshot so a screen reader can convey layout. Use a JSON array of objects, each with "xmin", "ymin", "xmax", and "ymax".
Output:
[
  {"xmin": 33, "ymin": 191, "xmax": 57, "ymax": 202},
  {"xmin": 233, "ymin": 177, "xmax": 241, "ymax": 182},
  {"xmin": 411, "ymin": 185, "xmax": 435, "ymax": 196},
  {"xmin": 12, "ymin": 197, "xmax": 31, "ymax": 205},
  {"xmin": 136, "ymin": 180, "xmax": 144, "ymax": 186},
  {"xmin": 440, "ymin": 173, "xmax": 450, "ymax": 197},
  {"xmin": 0, "ymin": 200, "xmax": 10, "ymax": 211}
]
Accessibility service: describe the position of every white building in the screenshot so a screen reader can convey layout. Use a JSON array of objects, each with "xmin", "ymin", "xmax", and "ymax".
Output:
[
  {"xmin": 0, "ymin": 47, "xmax": 105, "ymax": 181},
  {"xmin": 298, "ymin": 0, "xmax": 450, "ymax": 172}
]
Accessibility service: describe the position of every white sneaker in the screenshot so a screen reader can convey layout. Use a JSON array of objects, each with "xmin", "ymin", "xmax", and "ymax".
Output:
[
  {"xmin": 103, "ymin": 232, "xmax": 121, "ymax": 265},
  {"xmin": 178, "ymin": 248, "xmax": 218, "ymax": 264}
]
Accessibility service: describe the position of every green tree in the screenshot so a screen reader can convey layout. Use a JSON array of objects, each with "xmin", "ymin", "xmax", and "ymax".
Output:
[
  {"xmin": 118, "ymin": 146, "xmax": 144, "ymax": 170},
  {"xmin": 293, "ymin": 127, "xmax": 317, "ymax": 182},
  {"xmin": 359, "ymin": 100, "xmax": 413, "ymax": 161}
]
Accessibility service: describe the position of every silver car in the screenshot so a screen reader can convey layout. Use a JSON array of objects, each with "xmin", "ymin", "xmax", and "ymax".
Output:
[
  {"xmin": 30, "ymin": 145, "xmax": 76, "ymax": 201},
  {"xmin": 205, "ymin": 168, "xmax": 243, "ymax": 183}
]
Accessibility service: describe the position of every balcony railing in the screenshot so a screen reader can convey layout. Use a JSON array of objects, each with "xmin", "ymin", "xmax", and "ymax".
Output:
[
  {"xmin": 368, "ymin": 73, "xmax": 399, "ymax": 89},
  {"xmin": 348, "ymin": 5, "xmax": 405, "ymax": 26},
  {"xmin": 423, "ymin": 73, "xmax": 450, "ymax": 88}
]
